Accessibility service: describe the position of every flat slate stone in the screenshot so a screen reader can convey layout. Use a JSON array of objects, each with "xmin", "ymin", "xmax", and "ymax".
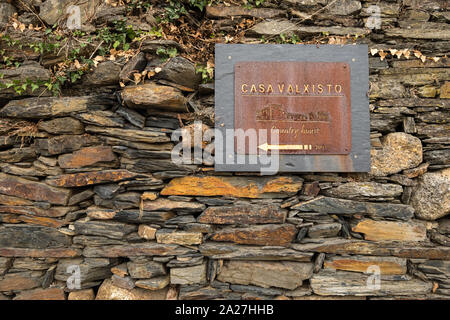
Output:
[
  {"xmin": 58, "ymin": 146, "xmax": 117, "ymax": 169},
  {"xmin": 74, "ymin": 111, "xmax": 125, "ymax": 127},
  {"xmin": 0, "ymin": 224, "xmax": 71, "ymax": 249},
  {"xmin": 74, "ymin": 220, "xmax": 137, "ymax": 240},
  {"xmin": 156, "ymin": 229, "xmax": 203, "ymax": 246},
  {"xmin": 0, "ymin": 205, "xmax": 76, "ymax": 218},
  {"xmin": 113, "ymin": 210, "xmax": 175, "ymax": 224},
  {"xmin": 127, "ymin": 261, "xmax": 166, "ymax": 278},
  {"xmin": 291, "ymin": 238, "xmax": 450, "ymax": 260},
  {"xmin": 206, "ymin": 5, "xmax": 285, "ymax": 19},
  {"xmin": 322, "ymin": 182, "xmax": 403, "ymax": 200},
  {"xmin": 0, "ymin": 173, "xmax": 71, "ymax": 205},
  {"xmin": 324, "ymin": 255, "xmax": 407, "ymax": 275},
  {"xmin": 0, "ymin": 95, "xmax": 113, "ymax": 119},
  {"xmin": 311, "ymin": 270, "xmax": 432, "ymax": 296},
  {"xmin": 83, "ymin": 243, "xmax": 195, "ymax": 258},
  {"xmin": 161, "ymin": 176, "xmax": 303, "ymax": 198},
  {"xmin": 0, "ymin": 147, "xmax": 37, "ymax": 163},
  {"xmin": 158, "ymin": 56, "xmax": 202, "ymax": 90},
  {"xmin": 217, "ymin": 260, "xmax": 313, "ymax": 290},
  {"xmin": 0, "ymin": 247, "xmax": 81, "ymax": 258},
  {"xmin": 352, "ymin": 219, "xmax": 427, "ymax": 241},
  {"xmin": 13, "ymin": 287, "xmax": 65, "ymax": 300},
  {"xmin": 45, "ymin": 170, "xmax": 137, "ymax": 187},
  {"xmin": 143, "ymin": 198, "xmax": 205, "ymax": 212},
  {"xmin": 199, "ymin": 242, "xmax": 313, "ymax": 261},
  {"xmin": 37, "ymin": 134, "xmax": 101, "ymax": 156},
  {"xmin": 0, "ymin": 194, "xmax": 33, "ymax": 206},
  {"xmin": 197, "ymin": 204, "xmax": 286, "ymax": 224},
  {"xmin": 85, "ymin": 125, "xmax": 170, "ymax": 143},
  {"xmin": 0, "ymin": 271, "xmax": 44, "ymax": 291},
  {"xmin": 55, "ymin": 257, "xmax": 114, "ymax": 284},
  {"xmin": 135, "ymin": 276, "xmax": 170, "ymax": 291},
  {"xmin": 292, "ymin": 196, "xmax": 414, "ymax": 220},
  {"xmin": 229, "ymin": 284, "xmax": 283, "ymax": 297},
  {"xmin": 170, "ymin": 262, "xmax": 207, "ymax": 285},
  {"xmin": 210, "ymin": 224, "xmax": 296, "ymax": 246},
  {"xmin": 307, "ymin": 223, "xmax": 342, "ymax": 238},
  {"xmin": 38, "ymin": 117, "xmax": 84, "ymax": 134},
  {"xmin": 116, "ymin": 106, "xmax": 146, "ymax": 128}
]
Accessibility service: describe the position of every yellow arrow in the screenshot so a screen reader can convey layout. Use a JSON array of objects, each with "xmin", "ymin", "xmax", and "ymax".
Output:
[{"xmin": 258, "ymin": 143, "xmax": 312, "ymax": 151}]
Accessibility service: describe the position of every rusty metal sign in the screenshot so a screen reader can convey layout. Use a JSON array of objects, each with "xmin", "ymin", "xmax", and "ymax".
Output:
[{"xmin": 234, "ymin": 61, "xmax": 351, "ymax": 155}]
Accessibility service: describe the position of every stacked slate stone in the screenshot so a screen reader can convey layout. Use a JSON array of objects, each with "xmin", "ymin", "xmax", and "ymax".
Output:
[{"xmin": 0, "ymin": 0, "xmax": 449, "ymax": 300}]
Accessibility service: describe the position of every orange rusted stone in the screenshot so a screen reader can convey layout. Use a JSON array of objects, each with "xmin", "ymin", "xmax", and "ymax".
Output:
[
  {"xmin": 161, "ymin": 176, "xmax": 303, "ymax": 198},
  {"xmin": 324, "ymin": 257, "xmax": 407, "ymax": 275},
  {"xmin": 14, "ymin": 215, "xmax": 67, "ymax": 228},
  {"xmin": 0, "ymin": 172, "xmax": 71, "ymax": 205},
  {"xmin": 45, "ymin": 170, "xmax": 137, "ymax": 187},
  {"xmin": 352, "ymin": 219, "xmax": 427, "ymax": 241},
  {"xmin": 58, "ymin": 146, "xmax": 117, "ymax": 169},
  {"xmin": 0, "ymin": 194, "xmax": 33, "ymax": 206}
]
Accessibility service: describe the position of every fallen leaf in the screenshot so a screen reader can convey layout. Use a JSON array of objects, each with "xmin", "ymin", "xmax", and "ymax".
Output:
[
  {"xmin": 379, "ymin": 50, "xmax": 387, "ymax": 61},
  {"xmin": 402, "ymin": 49, "xmax": 411, "ymax": 59},
  {"xmin": 133, "ymin": 73, "xmax": 142, "ymax": 84},
  {"xmin": 432, "ymin": 282, "xmax": 439, "ymax": 293}
]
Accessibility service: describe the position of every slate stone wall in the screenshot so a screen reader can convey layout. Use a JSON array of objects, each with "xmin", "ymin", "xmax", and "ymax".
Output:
[{"xmin": 0, "ymin": 0, "xmax": 448, "ymax": 300}]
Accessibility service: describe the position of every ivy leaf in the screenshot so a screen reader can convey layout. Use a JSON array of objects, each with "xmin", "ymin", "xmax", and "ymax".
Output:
[{"xmin": 30, "ymin": 83, "xmax": 39, "ymax": 92}]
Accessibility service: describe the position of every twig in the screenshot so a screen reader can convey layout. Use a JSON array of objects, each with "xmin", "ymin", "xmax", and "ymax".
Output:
[
  {"xmin": 18, "ymin": 0, "xmax": 47, "ymax": 28},
  {"xmin": 88, "ymin": 40, "xmax": 104, "ymax": 59}
]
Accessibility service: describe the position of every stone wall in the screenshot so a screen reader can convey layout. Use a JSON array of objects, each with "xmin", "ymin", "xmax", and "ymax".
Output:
[{"xmin": 0, "ymin": 0, "xmax": 449, "ymax": 300}]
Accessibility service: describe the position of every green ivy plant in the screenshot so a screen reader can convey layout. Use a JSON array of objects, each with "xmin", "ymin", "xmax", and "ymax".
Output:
[
  {"xmin": 244, "ymin": 0, "xmax": 266, "ymax": 9},
  {"xmin": 277, "ymin": 33, "xmax": 301, "ymax": 44},
  {"xmin": 195, "ymin": 64, "xmax": 214, "ymax": 83},
  {"xmin": 156, "ymin": 47, "xmax": 178, "ymax": 61}
]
